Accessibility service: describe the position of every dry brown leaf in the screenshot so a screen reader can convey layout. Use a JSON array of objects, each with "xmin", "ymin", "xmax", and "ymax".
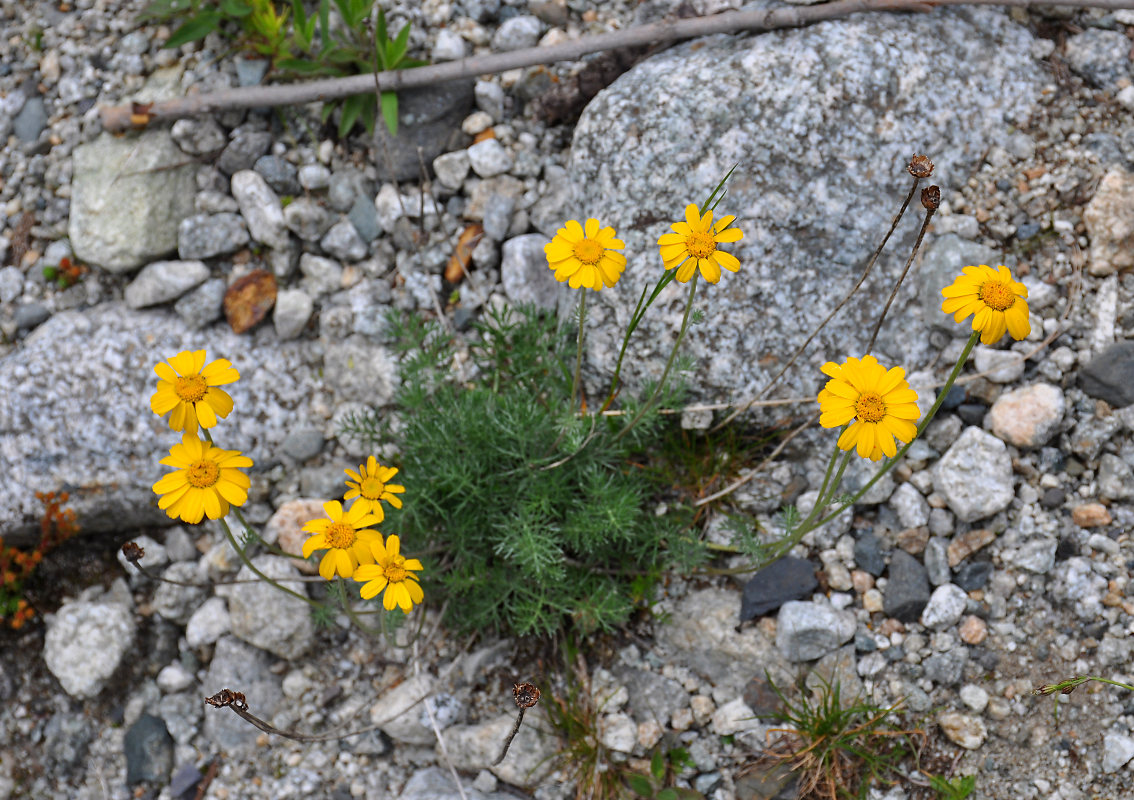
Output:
[{"xmin": 224, "ymin": 269, "xmax": 277, "ymax": 334}]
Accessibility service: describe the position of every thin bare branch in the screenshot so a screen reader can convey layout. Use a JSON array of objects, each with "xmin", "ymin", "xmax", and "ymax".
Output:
[{"xmin": 100, "ymin": 0, "xmax": 1134, "ymax": 131}]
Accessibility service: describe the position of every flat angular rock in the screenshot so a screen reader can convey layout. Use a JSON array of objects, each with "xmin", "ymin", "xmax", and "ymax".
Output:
[
  {"xmin": 220, "ymin": 555, "xmax": 314, "ymax": 660},
  {"xmin": 987, "ymin": 383, "xmax": 1064, "ymax": 447},
  {"xmin": 124, "ymin": 260, "xmax": 209, "ymax": 308},
  {"xmin": 69, "ymin": 131, "xmax": 196, "ymax": 272},
  {"xmin": 1080, "ymin": 341, "xmax": 1134, "ymax": 408},
  {"xmin": 932, "ymin": 427, "xmax": 1014, "ymax": 522},
  {"xmin": 883, "ymin": 550, "xmax": 930, "ymax": 623},
  {"xmin": 740, "ymin": 555, "xmax": 818, "ymax": 620},
  {"xmin": 774, "ymin": 600, "xmax": 855, "ymax": 662}
]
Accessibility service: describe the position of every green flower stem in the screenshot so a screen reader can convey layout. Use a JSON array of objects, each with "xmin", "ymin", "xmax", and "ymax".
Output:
[
  {"xmin": 337, "ymin": 578, "xmax": 386, "ymax": 638},
  {"xmin": 800, "ymin": 442, "xmax": 846, "ymax": 530},
  {"xmin": 612, "ymin": 274, "xmax": 699, "ymax": 442},
  {"xmin": 809, "ymin": 330, "xmax": 980, "ymax": 530},
  {"xmin": 232, "ymin": 506, "xmax": 296, "ymax": 559},
  {"xmin": 218, "ymin": 516, "xmax": 323, "ymax": 609},
  {"xmin": 571, "ymin": 289, "xmax": 587, "ymax": 412}
]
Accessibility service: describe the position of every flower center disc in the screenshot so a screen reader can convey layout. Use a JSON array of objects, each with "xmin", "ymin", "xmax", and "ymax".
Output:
[
  {"xmin": 186, "ymin": 459, "xmax": 220, "ymax": 488},
  {"xmin": 360, "ymin": 476, "xmax": 385, "ymax": 500},
  {"xmin": 685, "ymin": 231, "xmax": 717, "ymax": 259},
  {"xmin": 854, "ymin": 392, "xmax": 886, "ymax": 424},
  {"xmin": 573, "ymin": 239, "xmax": 603, "ymax": 265},
  {"xmin": 384, "ymin": 561, "xmax": 407, "ymax": 583},
  {"xmin": 175, "ymin": 374, "xmax": 208, "ymax": 403},
  {"xmin": 324, "ymin": 522, "xmax": 357, "ymax": 550},
  {"xmin": 978, "ymin": 281, "xmax": 1015, "ymax": 311}
]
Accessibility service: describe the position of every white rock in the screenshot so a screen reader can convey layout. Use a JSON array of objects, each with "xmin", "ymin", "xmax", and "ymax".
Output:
[
  {"xmin": 156, "ymin": 662, "xmax": 195, "ymax": 693},
  {"xmin": 231, "ymin": 170, "xmax": 290, "ymax": 250},
  {"xmin": 710, "ymin": 698, "xmax": 761, "ymax": 735},
  {"xmin": 600, "ymin": 712, "xmax": 638, "ymax": 753},
  {"xmin": 974, "ymin": 346, "xmax": 1025, "ymax": 383},
  {"xmin": 920, "ymin": 584, "xmax": 968, "ymax": 629},
  {"xmin": 467, "ymin": 139, "xmax": 514, "ymax": 178},
  {"xmin": 932, "ymin": 427, "xmax": 1014, "ymax": 522},
  {"xmin": 432, "ymin": 151, "xmax": 471, "ymax": 190},
  {"xmin": 116, "ymin": 534, "xmax": 168, "ymax": 576},
  {"xmin": 959, "ymin": 684, "xmax": 989, "ymax": 713},
  {"xmin": 273, "ymin": 288, "xmax": 314, "ymax": 340},
  {"xmin": 938, "ymin": 711, "xmax": 987, "ymax": 749},
  {"xmin": 185, "ymin": 597, "xmax": 231, "ymax": 647},
  {"xmin": 987, "ymin": 383, "xmax": 1065, "ymax": 447},
  {"xmin": 1102, "ymin": 732, "xmax": 1134, "ymax": 773},
  {"xmin": 44, "ymin": 601, "xmax": 136, "ymax": 698}
]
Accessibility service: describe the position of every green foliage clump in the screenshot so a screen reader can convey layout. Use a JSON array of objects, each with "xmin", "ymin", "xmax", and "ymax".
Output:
[
  {"xmin": 348, "ymin": 305, "xmax": 697, "ymax": 637},
  {"xmin": 140, "ymin": 0, "xmax": 425, "ymax": 136}
]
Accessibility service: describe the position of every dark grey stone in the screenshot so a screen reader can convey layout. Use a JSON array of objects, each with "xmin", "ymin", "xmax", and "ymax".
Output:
[
  {"xmin": 44, "ymin": 713, "xmax": 94, "ymax": 772},
  {"xmin": 883, "ymin": 550, "xmax": 930, "ymax": 623},
  {"xmin": 254, "ymin": 155, "xmax": 300, "ymax": 195},
  {"xmin": 12, "ymin": 95, "xmax": 46, "ymax": 142},
  {"xmin": 854, "ymin": 531, "xmax": 886, "ymax": 577},
  {"xmin": 14, "ymin": 302, "xmax": 50, "ymax": 330},
  {"xmin": 168, "ymin": 763, "xmax": 203, "ymax": 798},
  {"xmin": 348, "ymin": 194, "xmax": 381, "ymax": 242},
  {"xmin": 328, "ymin": 168, "xmax": 374, "ymax": 213},
  {"xmin": 923, "ymin": 648, "xmax": 968, "ymax": 686},
  {"xmin": 954, "ymin": 561, "xmax": 993, "ymax": 592},
  {"xmin": 124, "ymin": 714, "xmax": 173, "ymax": 786},
  {"xmin": 740, "ymin": 555, "xmax": 818, "ymax": 620},
  {"xmin": 218, "ymin": 131, "xmax": 273, "ymax": 175},
  {"xmin": 281, "ymin": 427, "xmax": 325, "ymax": 461},
  {"xmin": 1080, "ymin": 342, "xmax": 1134, "ymax": 408},
  {"xmin": 1040, "ymin": 487, "xmax": 1065, "ymax": 510},
  {"xmin": 372, "ymin": 81, "xmax": 475, "ymax": 182}
]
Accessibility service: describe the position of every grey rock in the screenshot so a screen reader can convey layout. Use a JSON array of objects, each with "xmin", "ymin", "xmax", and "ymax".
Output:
[
  {"xmin": 44, "ymin": 713, "xmax": 95, "ymax": 772},
  {"xmin": 433, "ymin": 28, "xmax": 468, "ymax": 61},
  {"xmin": 1102, "ymin": 732, "xmax": 1134, "ymax": 773},
  {"xmin": 12, "ymin": 95, "xmax": 46, "ymax": 142},
  {"xmin": 253, "ymin": 155, "xmax": 300, "ymax": 195},
  {"xmin": 920, "ymin": 583, "xmax": 968, "ymax": 629},
  {"xmin": 281, "ymin": 427, "xmax": 324, "ymax": 461},
  {"xmin": 932, "ymin": 427, "xmax": 1014, "ymax": 522},
  {"xmin": 374, "ymin": 81, "xmax": 475, "ymax": 182},
  {"xmin": 370, "ymin": 672, "xmax": 436, "ymax": 745},
  {"xmin": 70, "ymin": 131, "xmax": 196, "ymax": 272},
  {"xmin": 203, "ymin": 636, "xmax": 283, "ymax": 750},
  {"xmin": 348, "ymin": 194, "xmax": 382, "ymax": 241},
  {"xmin": 218, "ymin": 130, "xmax": 273, "ymax": 175},
  {"xmin": 283, "ymin": 197, "xmax": 333, "ymax": 241},
  {"xmin": 170, "ymin": 118, "xmax": 227, "ymax": 156},
  {"xmin": 973, "ymin": 346, "xmax": 1025, "ymax": 383},
  {"xmin": 195, "ymin": 189, "xmax": 240, "ymax": 214},
  {"xmin": 775, "ymin": 600, "xmax": 855, "ymax": 662},
  {"xmin": 1069, "ymin": 414, "xmax": 1122, "ymax": 461},
  {"xmin": 44, "ymin": 600, "xmax": 136, "ymax": 698},
  {"xmin": 616, "ymin": 667, "xmax": 689, "ymax": 727},
  {"xmin": 223, "ymin": 555, "xmax": 315, "ymax": 660},
  {"xmin": 328, "ymin": 168, "xmax": 374, "ymax": 212},
  {"xmin": 467, "ymin": 138, "xmax": 514, "ymax": 178},
  {"xmin": 1064, "ymin": 29, "xmax": 1131, "ymax": 90},
  {"xmin": 884, "ymin": 550, "xmax": 930, "ymax": 623},
  {"xmin": 273, "ymin": 288, "xmax": 314, "ymax": 340},
  {"xmin": 444, "ymin": 708, "xmax": 557, "ymax": 787},
  {"xmin": 1051, "ymin": 557, "xmax": 1108, "ymax": 620},
  {"xmin": 178, "ymin": 213, "xmax": 249, "ymax": 260},
  {"xmin": 491, "ymin": 15, "xmax": 542, "ymax": 51},
  {"xmin": 320, "ymin": 218, "xmax": 368, "ymax": 261},
  {"xmin": 835, "ymin": 452, "xmax": 895, "ymax": 505},
  {"xmin": 159, "ymin": 691, "xmax": 204, "ymax": 745},
  {"xmin": 402, "ymin": 767, "xmax": 513, "ymax": 800},
  {"xmin": 500, "ymin": 233, "xmax": 562, "ymax": 310},
  {"xmin": 13, "ymin": 302, "xmax": 50, "ymax": 331},
  {"xmin": 434, "ymin": 150, "xmax": 471, "ymax": 190},
  {"xmin": 1007, "ymin": 537, "xmax": 1056, "ymax": 574},
  {"xmin": 890, "ymin": 482, "xmax": 929, "ymax": 529},
  {"xmin": 529, "ymin": 164, "xmax": 572, "ymax": 237},
  {"xmin": 854, "ymin": 531, "xmax": 886, "ymax": 576},
  {"xmin": 482, "ymin": 193, "xmax": 516, "ymax": 241},
  {"xmin": 807, "ymin": 644, "xmax": 863, "ymax": 700},
  {"xmin": 475, "ymin": 81, "xmax": 505, "ymax": 121},
  {"xmin": 740, "ymin": 555, "xmax": 818, "ymax": 620},
  {"xmin": 173, "ymin": 277, "xmax": 226, "ymax": 329},
  {"xmin": 1080, "ymin": 342, "xmax": 1134, "ymax": 407},
  {"xmin": 571, "ymin": 8, "xmax": 1045, "ymax": 401},
  {"xmin": 323, "ymin": 335, "xmax": 399, "ymax": 404},
  {"xmin": 298, "ymin": 163, "xmax": 331, "ymax": 191},
  {"xmin": 152, "ymin": 562, "xmax": 208, "ymax": 624},
  {"xmin": 0, "ymin": 265, "xmax": 22, "ymax": 303},
  {"xmin": 234, "ymin": 55, "xmax": 269, "ymax": 86},
  {"xmin": 924, "ymin": 649, "xmax": 968, "ymax": 686},
  {"xmin": 1099, "ymin": 453, "xmax": 1134, "ymax": 500},
  {"xmin": 954, "ymin": 561, "xmax": 993, "ymax": 592},
  {"xmin": 156, "ymin": 662, "xmax": 194, "ymax": 693},
  {"xmin": 124, "ymin": 260, "xmax": 209, "ymax": 308},
  {"xmin": 185, "ymin": 597, "xmax": 231, "ymax": 648},
  {"xmin": 928, "ymin": 507, "xmax": 954, "ymax": 537},
  {"xmin": 924, "ymin": 536, "xmax": 950, "ymax": 586},
  {"xmin": 299, "ymin": 252, "xmax": 342, "ymax": 296},
  {"xmin": 231, "ymin": 170, "xmax": 290, "ymax": 250}
]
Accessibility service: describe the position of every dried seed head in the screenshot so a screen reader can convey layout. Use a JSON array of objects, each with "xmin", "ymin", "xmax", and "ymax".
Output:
[
  {"xmin": 908, "ymin": 154, "xmax": 934, "ymax": 179},
  {"xmin": 512, "ymin": 682, "xmax": 541, "ymax": 709},
  {"xmin": 205, "ymin": 688, "xmax": 249, "ymax": 711},
  {"xmin": 121, "ymin": 541, "xmax": 145, "ymax": 564},
  {"xmin": 921, "ymin": 185, "xmax": 941, "ymax": 211}
]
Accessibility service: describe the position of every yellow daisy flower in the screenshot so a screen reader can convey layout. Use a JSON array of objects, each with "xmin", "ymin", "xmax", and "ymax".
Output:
[
  {"xmin": 354, "ymin": 534, "xmax": 424, "ymax": 612},
  {"xmin": 301, "ymin": 500, "xmax": 383, "ymax": 580},
  {"xmin": 657, "ymin": 203, "xmax": 744, "ymax": 284},
  {"xmin": 817, "ymin": 355, "xmax": 920, "ymax": 461},
  {"xmin": 151, "ymin": 350, "xmax": 240, "ymax": 434},
  {"xmin": 343, "ymin": 456, "xmax": 405, "ymax": 517},
  {"xmin": 544, "ymin": 218, "xmax": 626, "ymax": 290},
  {"xmin": 940, "ymin": 265, "xmax": 1030, "ymax": 345},
  {"xmin": 153, "ymin": 433, "xmax": 253, "ymax": 524}
]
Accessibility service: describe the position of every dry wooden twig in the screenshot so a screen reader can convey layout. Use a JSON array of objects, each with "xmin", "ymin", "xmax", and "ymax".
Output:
[{"xmin": 100, "ymin": 0, "xmax": 1134, "ymax": 131}]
